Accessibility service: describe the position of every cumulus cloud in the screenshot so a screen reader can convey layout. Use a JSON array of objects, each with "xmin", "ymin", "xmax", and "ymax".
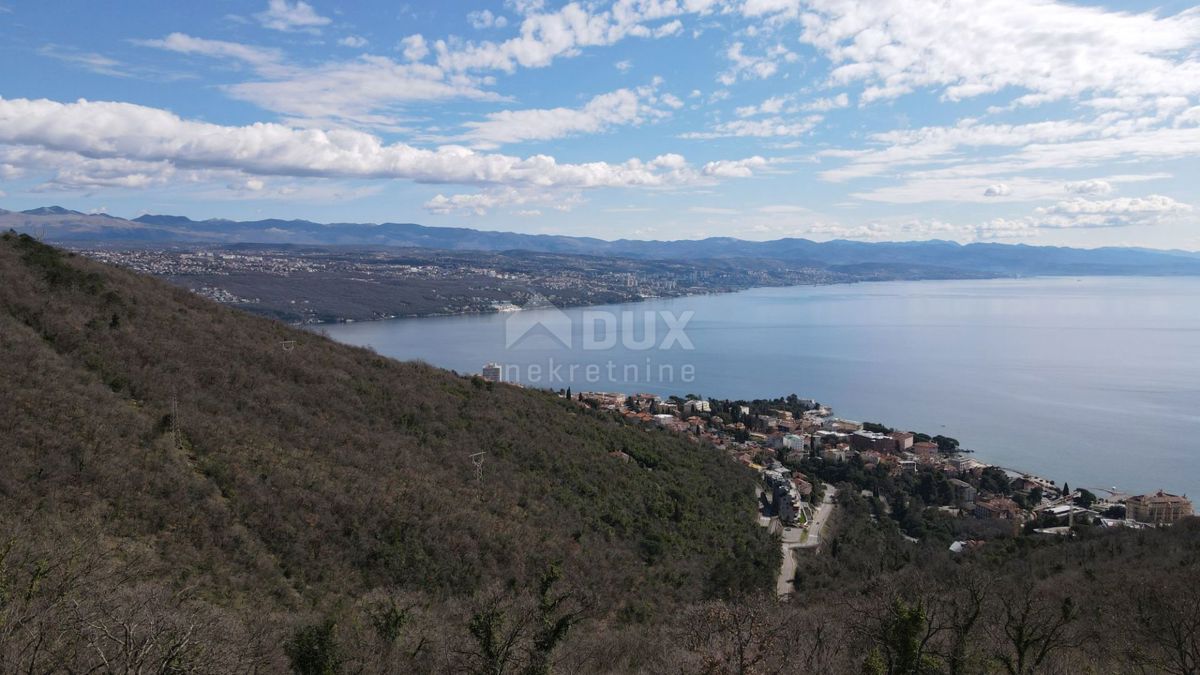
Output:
[
  {"xmin": 468, "ymin": 9, "xmax": 509, "ymax": 30},
  {"xmin": 1040, "ymin": 195, "xmax": 1190, "ymax": 223},
  {"xmin": 766, "ymin": 0, "xmax": 1200, "ymax": 105},
  {"xmin": 1064, "ymin": 179, "xmax": 1113, "ymax": 195},
  {"xmin": 255, "ymin": 0, "xmax": 330, "ymax": 33},
  {"xmin": 433, "ymin": 0, "xmax": 719, "ymax": 73},
  {"xmin": 338, "ymin": 35, "xmax": 368, "ymax": 48},
  {"xmin": 399, "ymin": 35, "xmax": 429, "ymax": 62},
  {"xmin": 978, "ymin": 195, "xmax": 1192, "ymax": 235},
  {"xmin": 424, "ymin": 187, "xmax": 580, "ymax": 215},
  {"xmin": 0, "ymin": 97, "xmax": 769, "ymax": 196},
  {"xmin": 451, "ymin": 82, "xmax": 677, "ymax": 149},
  {"xmin": 983, "ymin": 184, "xmax": 1012, "ymax": 197},
  {"xmin": 718, "ymin": 42, "xmax": 795, "ymax": 85},
  {"xmin": 702, "ymin": 156, "xmax": 770, "ymax": 177}
]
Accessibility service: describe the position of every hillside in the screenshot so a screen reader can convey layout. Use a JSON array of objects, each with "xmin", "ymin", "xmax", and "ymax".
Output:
[
  {"xmin": 3, "ymin": 232, "xmax": 1200, "ymax": 674},
  {"xmin": 0, "ymin": 232, "xmax": 776, "ymax": 671}
]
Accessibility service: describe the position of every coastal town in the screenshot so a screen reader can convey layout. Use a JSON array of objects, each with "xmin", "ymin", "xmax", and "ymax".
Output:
[
  {"xmin": 480, "ymin": 367, "xmax": 1197, "ymax": 594},
  {"xmin": 72, "ymin": 244, "xmax": 843, "ymax": 324}
]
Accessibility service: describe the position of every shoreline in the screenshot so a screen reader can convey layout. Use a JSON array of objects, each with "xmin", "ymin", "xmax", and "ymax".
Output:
[
  {"xmin": 297, "ymin": 271, "xmax": 1196, "ymax": 327},
  {"xmin": 316, "ymin": 274, "xmax": 1200, "ymax": 503}
]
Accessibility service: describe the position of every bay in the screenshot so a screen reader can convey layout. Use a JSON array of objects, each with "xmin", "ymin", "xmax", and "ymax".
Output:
[{"xmin": 320, "ymin": 276, "xmax": 1200, "ymax": 500}]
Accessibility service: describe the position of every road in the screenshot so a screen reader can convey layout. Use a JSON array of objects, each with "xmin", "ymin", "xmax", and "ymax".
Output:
[{"xmin": 776, "ymin": 484, "xmax": 837, "ymax": 597}]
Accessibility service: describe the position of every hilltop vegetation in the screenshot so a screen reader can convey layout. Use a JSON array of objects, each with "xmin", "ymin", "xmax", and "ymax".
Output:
[
  {"xmin": 0, "ymin": 232, "xmax": 775, "ymax": 671},
  {"xmin": 2, "ymin": 232, "xmax": 1199, "ymax": 674}
]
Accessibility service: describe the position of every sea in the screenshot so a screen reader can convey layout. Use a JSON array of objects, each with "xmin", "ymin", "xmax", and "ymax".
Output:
[{"xmin": 320, "ymin": 276, "xmax": 1200, "ymax": 500}]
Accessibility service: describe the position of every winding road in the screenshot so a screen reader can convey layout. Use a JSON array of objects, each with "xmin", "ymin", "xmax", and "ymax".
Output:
[{"xmin": 776, "ymin": 484, "xmax": 837, "ymax": 597}]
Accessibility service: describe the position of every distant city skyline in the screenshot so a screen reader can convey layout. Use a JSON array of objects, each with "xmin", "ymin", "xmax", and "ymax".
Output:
[{"xmin": 1, "ymin": 0, "xmax": 1199, "ymax": 249}]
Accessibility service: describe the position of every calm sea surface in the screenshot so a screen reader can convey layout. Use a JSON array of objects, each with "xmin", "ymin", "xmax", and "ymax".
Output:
[{"xmin": 320, "ymin": 277, "xmax": 1200, "ymax": 499}]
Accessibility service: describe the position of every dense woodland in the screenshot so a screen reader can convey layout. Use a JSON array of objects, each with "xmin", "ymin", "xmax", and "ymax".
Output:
[{"xmin": 2, "ymin": 232, "xmax": 1199, "ymax": 673}]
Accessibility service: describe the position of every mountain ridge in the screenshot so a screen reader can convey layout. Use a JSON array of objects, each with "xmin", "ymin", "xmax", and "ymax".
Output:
[{"xmin": 5, "ymin": 206, "xmax": 1200, "ymax": 279}]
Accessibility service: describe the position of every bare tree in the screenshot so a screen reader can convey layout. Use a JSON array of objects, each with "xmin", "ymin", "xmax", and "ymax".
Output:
[{"xmin": 989, "ymin": 579, "xmax": 1079, "ymax": 675}]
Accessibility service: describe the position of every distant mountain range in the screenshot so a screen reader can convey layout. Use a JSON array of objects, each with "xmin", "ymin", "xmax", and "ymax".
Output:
[{"xmin": 4, "ymin": 205, "xmax": 1200, "ymax": 277}]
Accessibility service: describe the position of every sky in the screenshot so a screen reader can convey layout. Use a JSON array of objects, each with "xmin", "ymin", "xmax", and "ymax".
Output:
[{"xmin": 1, "ymin": 0, "xmax": 1199, "ymax": 248}]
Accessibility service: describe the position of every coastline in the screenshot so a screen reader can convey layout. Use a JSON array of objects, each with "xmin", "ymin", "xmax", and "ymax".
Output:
[{"xmin": 317, "ymin": 275, "xmax": 1200, "ymax": 502}]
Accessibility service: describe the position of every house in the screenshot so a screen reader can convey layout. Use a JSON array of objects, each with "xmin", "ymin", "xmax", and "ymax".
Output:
[
  {"xmin": 628, "ymin": 393, "xmax": 661, "ymax": 411},
  {"xmin": 1037, "ymin": 504, "xmax": 1095, "ymax": 525},
  {"xmin": 890, "ymin": 431, "xmax": 915, "ymax": 452},
  {"xmin": 683, "ymin": 399, "xmax": 711, "ymax": 414},
  {"xmin": 782, "ymin": 434, "xmax": 806, "ymax": 450},
  {"xmin": 481, "ymin": 362, "xmax": 502, "ymax": 382},
  {"xmin": 948, "ymin": 478, "xmax": 977, "ymax": 506},
  {"xmin": 1126, "ymin": 491, "xmax": 1194, "ymax": 525},
  {"xmin": 764, "ymin": 469, "xmax": 804, "ymax": 526},
  {"xmin": 912, "ymin": 441, "xmax": 939, "ymax": 459},
  {"xmin": 823, "ymin": 418, "xmax": 863, "ymax": 433},
  {"xmin": 822, "ymin": 447, "xmax": 849, "ymax": 463},
  {"xmin": 792, "ymin": 476, "xmax": 813, "ymax": 497},
  {"xmin": 974, "ymin": 497, "xmax": 1022, "ymax": 520},
  {"xmin": 850, "ymin": 430, "xmax": 897, "ymax": 453},
  {"xmin": 812, "ymin": 430, "xmax": 848, "ymax": 448}
]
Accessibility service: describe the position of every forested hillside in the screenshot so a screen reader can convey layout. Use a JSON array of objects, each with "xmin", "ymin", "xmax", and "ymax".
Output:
[
  {"xmin": 2, "ymin": 231, "xmax": 1199, "ymax": 674},
  {"xmin": 0, "ymin": 232, "xmax": 776, "ymax": 672}
]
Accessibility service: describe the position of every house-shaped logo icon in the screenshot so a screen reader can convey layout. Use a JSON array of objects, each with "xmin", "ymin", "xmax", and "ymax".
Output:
[{"xmin": 504, "ymin": 293, "xmax": 573, "ymax": 350}]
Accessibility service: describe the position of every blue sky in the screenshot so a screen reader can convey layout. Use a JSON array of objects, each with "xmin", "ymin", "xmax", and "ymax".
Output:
[{"xmin": 1, "ymin": 0, "xmax": 1198, "ymax": 248}]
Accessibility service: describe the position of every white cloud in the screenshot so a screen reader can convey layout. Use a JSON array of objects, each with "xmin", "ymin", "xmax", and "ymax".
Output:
[
  {"xmin": 849, "ymin": 174, "xmax": 1168, "ymax": 205},
  {"xmin": 0, "ymin": 97, "xmax": 770, "ymax": 195},
  {"xmin": 423, "ymin": 187, "xmax": 584, "ymax": 215},
  {"xmin": 399, "ymin": 35, "xmax": 429, "ymax": 62},
  {"xmin": 452, "ymin": 83, "xmax": 676, "ymax": 149},
  {"xmin": 468, "ymin": 9, "xmax": 509, "ymax": 30},
  {"xmin": 702, "ymin": 156, "xmax": 770, "ymax": 177},
  {"xmin": 433, "ymin": 0, "xmax": 718, "ymax": 73},
  {"xmin": 615, "ymin": 59, "xmax": 633, "ymax": 72},
  {"xmin": 653, "ymin": 19, "xmax": 683, "ymax": 37},
  {"xmin": 979, "ymin": 195, "xmax": 1192, "ymax": 236},
  {"xmin": 1064, "ymin": 179, "xmax": 1113, "ymax": 195},
  {"xmin": 802, "ymin": 93, "xmax": 850, "ymax": 112},
  {"xmin": 1041, "ymin": 195, "xmax": 1190, "ymax": 223},
  {"xmin": 37, "ymin": 44, "xmax": 130, "ymax": 78},
  {"xmin": 224, "ymin": 57, "xmax": 499, "ymax": 128},
  {"xmin": 255, "ymin": 0, "xmax": 330, "ymax": 33},
  {"xmin": 136, "ymin": 33, "xmax": 286, "ymax": 74},
  {"xmin": 718, "ymin": 42, "xmax": 795, "ymax": 84},
  {"xmin": 338, "ymin": 35, "xmax": 368, "ymax": 48},
  {"xmin": 141, "ymin": 33, "xmax": 494, "ymax": 127},
  {"xmin": 736, "ymin": 95, "xmax": 788, "ymax": 117},
  {"xmin": 773, "ymin": 0, "xmax": 1200, "ymax": 106},
  {"xmin": 682, "ymin": 115, "xmax": 821, "ymax": 139}
]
